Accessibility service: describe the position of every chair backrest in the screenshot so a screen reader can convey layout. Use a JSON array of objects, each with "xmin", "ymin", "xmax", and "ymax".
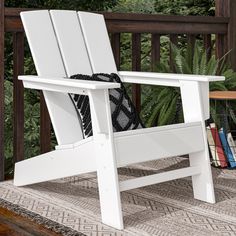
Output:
[{"xmin": 21, "ymin": 10, "xmax": 118, "ymax": 145}]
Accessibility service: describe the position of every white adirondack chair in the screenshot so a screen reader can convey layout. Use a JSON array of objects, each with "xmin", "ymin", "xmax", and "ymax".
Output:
[{"xmin": 14, "ymin": 10, "xmax": 224, "ymax": 229}]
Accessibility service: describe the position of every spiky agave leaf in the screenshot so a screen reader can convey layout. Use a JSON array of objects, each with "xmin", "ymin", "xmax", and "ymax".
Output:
[
  {"xmin": 199, "ymin": 50, "xmax": 207, "ymax": 75},
  {"xmin": 206, "ymin": 55, "xmax": 219, "ymax": 75},
  {"xmin": 146, "ymin": 97, "xmax": 169, "ymax": 127},
  {"xmin": 193, "ymin": 42, "xmax": 200, "ymax": 74},
  {"xmin": 158, "ymin": 93, "xmax": 178, "ymax": 126}
]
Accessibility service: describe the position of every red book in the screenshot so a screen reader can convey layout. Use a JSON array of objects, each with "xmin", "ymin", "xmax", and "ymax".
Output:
[{"xmin": 210, "ymin": 123, "xmax": 228, "ymax": 167}]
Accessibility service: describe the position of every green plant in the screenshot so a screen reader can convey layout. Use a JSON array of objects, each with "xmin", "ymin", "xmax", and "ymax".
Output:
[
  {"xmin": 154, "ymin": 0, "xmax": 215, "ymax": 16},
  {"xmin": 4, "ymin": 79, "xmax": 41, "ymax": 176},
  {"xmin": 141, "ymin": 42, "xmax": 236, "ymax": 127},
  {"xmin": 112, "ymin": 0, "xmax": 156, "ymax": 13}
]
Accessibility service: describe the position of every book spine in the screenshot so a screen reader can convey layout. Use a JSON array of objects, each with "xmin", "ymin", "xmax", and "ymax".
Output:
[
  {"xmin": 227, "ymin": 132, "xmax": 236, "ymax": 162},
  {"xmin": 219, "ymin": 129, "xmax": 236, "ymax": 168},
  {"xmin": 210, "ymin": 125, "xmax": 228, "ymax": 168},
  {"xmin": 206, "ymin": 126, "xmax": 220, "ymax": 167}
]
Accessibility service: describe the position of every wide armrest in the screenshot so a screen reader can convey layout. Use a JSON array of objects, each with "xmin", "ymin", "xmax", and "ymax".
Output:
[
  {"xmin": 119, "ymin": 71, "xmax": 225, "ymax": 87},
  {"xmin": 19, "ymin": 75, "xmax": 120, "ymax": 94}
]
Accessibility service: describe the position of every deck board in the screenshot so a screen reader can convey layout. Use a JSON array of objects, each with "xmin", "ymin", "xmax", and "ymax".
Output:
[{"xmin": 0, "ymin": 206, "xmax": 61, "ymax": 236}]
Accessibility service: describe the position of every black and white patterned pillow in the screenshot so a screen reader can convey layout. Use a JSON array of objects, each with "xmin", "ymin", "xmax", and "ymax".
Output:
[{"xmin": 70, "ymin": 73, "xmax": 144, "ymax": 137}]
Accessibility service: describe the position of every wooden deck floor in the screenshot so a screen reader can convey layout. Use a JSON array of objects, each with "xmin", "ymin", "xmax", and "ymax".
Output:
[{"xmin": 0, "ymin": 206, "xmax": 61, "ymax": 236}]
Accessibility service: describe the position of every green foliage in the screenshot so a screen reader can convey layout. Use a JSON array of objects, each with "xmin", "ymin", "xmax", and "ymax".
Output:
[
  {"xmin": 4, "ymin": 79, "xmax": 40, "ymax": 175},
  {"xmin": 154, "ymin": 0, "xmax": 215, "ymax": 16},
  {"xmin": 113, "ymin": 0, "xmax": 214, "ymax": 16},
  {"xmin": 112, "ymin": 0, "xmax": 156, "ymax": 13},
  {"xmin": 3, "ymin": 81, "xmax": 37, "ymax": 176},
  {"xmin": 141, "ymin": 42, "xmax": 236, "ymax": 127},
  {"xmin": 5, "ymin": 0, "xmax": 117, "ymax": 11}
]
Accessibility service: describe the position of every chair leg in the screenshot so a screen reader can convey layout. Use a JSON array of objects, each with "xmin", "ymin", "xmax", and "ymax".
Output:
[
  {"xmin": 96, "ymin": 141, "xmax": 124, "ymax": 229},
  {"xmin": 189, "ymin": 150, "xmax": 215, "ymax": 204},
  {"xmin": 88, "ymin": 89, "xmax": 123, "ymax": 229},
  {"xmin": 180, "ymin": 80, "xmax": 215, "ymax": 204}
]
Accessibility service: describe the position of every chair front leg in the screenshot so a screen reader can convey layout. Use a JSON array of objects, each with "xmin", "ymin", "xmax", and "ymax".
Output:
[
  {"xmin": 180, "ymin": 80, "xmax": 215, "ymax": 204},
  {"xmin": 88, "ymin": 89, "xmax": 124, "ymax": 229}
]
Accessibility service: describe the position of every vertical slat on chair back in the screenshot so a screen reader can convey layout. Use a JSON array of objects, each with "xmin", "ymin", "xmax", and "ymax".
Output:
[
  {"xmin": 78, "ymin": 11, "xmax": 118, "ymax": 74},
  {"xmin": 50, "ymin": 10, "xmax": 93, "ymax": 76},
  {"xmin": 20, "ymin": 10, "xmax": 83, "ymax": 145}
]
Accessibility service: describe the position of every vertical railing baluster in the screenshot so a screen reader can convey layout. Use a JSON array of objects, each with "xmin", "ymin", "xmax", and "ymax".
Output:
[
  {"xmin": 203, "ymin": 34, "xmax": 212, "ymax": 61},
  {"xmin": 0, "ymin": 0, "xmax": 4, "ymax": 181},
  {"xmin": 111, "ymin": 33, "xmax": 121, "ymax": 70},
  {"xmin": 40, "ymin": 93, "xmax": 51, "ymax": 154},
  {"xmin": 132, "ymin": 33, "xmax": 141, "ymax": 113},
  {"xmin": 170, "ymin": 34, "xmax": 178, "ymax": 72},
  {"xmin": 151, "ymin": 34, "xmax": 160, "ymax": 71},
  {"xmin": 187, "ymin": 34, "xmax": 196, "ymax": 69},
  {"xmin": 187, "ymin": 35, "xmax": 196, "ymax": 49},
  {"xmin": 216, "ymin": 34, "xmax": 227, "ymax": 60},
  {"xmin": 215, "ymin": 0, "xmax": 229, "ymax": 61},
  {"xmin": 13, "ymin": 32, "xmax": 24, "ymax": 164}
]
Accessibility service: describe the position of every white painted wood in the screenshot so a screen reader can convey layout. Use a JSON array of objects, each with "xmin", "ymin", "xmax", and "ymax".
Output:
[
  {"xmin": 120, "ymin": 166, "xmax": 201, "ymax": 192},
  {"xmin": 114, "ymin": 122, "xmax": 204, "ymax": 166},
  {"xmin": 20, "ymin": 11, "xmax": 83, "ymax": 145},
  {"xmin": 20, "ymin": 11, "xmax": 65, "ymax": 77},
  {"xmin": 78, "ymin": 11, "xmax": 118, "ymax": 74},
  {"xmin": 123, "ymin": 76, "xmax": 180, "ymax": 87},
  {"xmin": 22, "ymin": 81, "xmax": 87, "ymax": 95},
  {"xmin": 54, "ymin": 122, "xmax": 204, "ymax": 167},
  {"xmin": 14, "ymin": 138, "xmax": 96, "ymax": 186},
  {"xmin": 119, "ymin": 71, "xmax": 225, "ymax": 83},
  {"xmin": 19, "ymin": 76, "xmax": 120, "ymax": 90},
  {"xmin": 55, "ymin": 136, "xmax": 93, "ymax": 150},
  {"xmin": 50, "ymin": 10, "xmax": 92, "ymax": 76},
  {"xmin": 180, "ymin": 80, "xmax": 215, "ymax": 203},
  {"xmin": 88, "ymin": 89, "xmax": 123, "ymax": 229},
  {"xmin": 200, "ymin": 82, "xmax": 210, "ymax": 120}
]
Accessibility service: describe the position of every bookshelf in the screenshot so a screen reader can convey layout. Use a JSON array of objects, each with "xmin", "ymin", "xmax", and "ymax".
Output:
[{"xmin": 208, "ymin": 91, "xmax": 236, "ymax": 168}]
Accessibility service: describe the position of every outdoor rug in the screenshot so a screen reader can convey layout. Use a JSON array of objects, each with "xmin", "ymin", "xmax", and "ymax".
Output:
[{"xmin": 1, "ymin": 157, "xmax": 236, "ymax": 236}]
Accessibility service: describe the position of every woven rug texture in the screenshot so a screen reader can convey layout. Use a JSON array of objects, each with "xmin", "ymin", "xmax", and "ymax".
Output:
[{"xmin": 0, "ymin": 157, "xmax": 236, "ymax": 236}]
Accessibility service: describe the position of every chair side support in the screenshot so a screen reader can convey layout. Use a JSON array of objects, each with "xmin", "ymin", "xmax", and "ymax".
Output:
[{"xmin": 180, "ymin": 80, "xmax": 215, "ymax": 203}]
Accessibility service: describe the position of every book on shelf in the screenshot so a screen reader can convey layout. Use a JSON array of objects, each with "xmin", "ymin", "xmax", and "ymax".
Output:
[
  {"xmin": 219, "ymin": 128, "xmax": 236, "ymax": 168},
  {"xmin": 227, "ymin": 132, "xmax": 236, "ymax": 163},
  {"xmin": 210, "ymin": 123, "xmax": 228, "ymax": 168},
  {"xmin": 206, "ymin": 126, "xmax": 221, "ymax": 167}
]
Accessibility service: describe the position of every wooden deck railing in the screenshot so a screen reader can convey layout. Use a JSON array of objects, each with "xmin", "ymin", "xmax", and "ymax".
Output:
[{"xmin": 0, "ymin": 0, "xmax": 236, "ymax": 180}]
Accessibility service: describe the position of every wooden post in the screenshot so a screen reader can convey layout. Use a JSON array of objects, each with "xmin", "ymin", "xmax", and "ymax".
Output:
[
  {"xmin": 111, "ymin": 33, "xmax": 120, "ymax": 70},
  {"xmin": 226, "ymin": 0, "xmax": 236, "ymax": 70},
  {"xmin": 13, "ymin": 32, "xmax": 24, "ymax": 164},
  {"xmin": 170, "ymin": 34, "xmax": 178, "ymax": 72},
  {"xmin": 132, "ymin": 33, "xmax": 141, "ymax": 113},
  {"xmin": 215, "ymin": 0, "xmax": 230, "ymax": 62},
  {"xmin": 0, "ymin": 0, "xmax": 4, "ymax": 181},
  {"xmin": 151, "ymin": 34, "xmax": 160, "ymax": 71},
  {"xmin": 203, "ymin": 35, "xmax": 212, "ymax": 61},
  {"xmin": 40, "ymin": 93, "xmax": 51, "ymax": 154}
]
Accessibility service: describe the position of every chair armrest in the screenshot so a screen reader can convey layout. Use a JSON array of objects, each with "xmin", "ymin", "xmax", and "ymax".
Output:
[
  {"xmin": 119, "ymin": 71, "xmax": 225, "ymax": 121},
  {"xmin": 119, "ymin": 71, "xmax": 225, "ymax": 87},
  {"xmin": 19, "ymin": 75, "xmax": 120, "ymax": 94}
]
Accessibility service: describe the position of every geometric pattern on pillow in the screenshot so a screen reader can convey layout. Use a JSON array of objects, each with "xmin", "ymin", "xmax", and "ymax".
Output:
[{"xmin": 70, "ymin": 73, "xmax": 144, "ymax": 138}]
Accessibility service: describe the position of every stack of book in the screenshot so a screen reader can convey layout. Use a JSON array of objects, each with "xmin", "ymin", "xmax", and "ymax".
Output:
[{"xmin": 207, "ymin": 123, "xmax": 236, "ymax": 168}]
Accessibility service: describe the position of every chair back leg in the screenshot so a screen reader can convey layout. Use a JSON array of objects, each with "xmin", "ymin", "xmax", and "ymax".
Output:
[{"xmin": 180, "ymin": 80, "xmax": 215, "ymax": 203}]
